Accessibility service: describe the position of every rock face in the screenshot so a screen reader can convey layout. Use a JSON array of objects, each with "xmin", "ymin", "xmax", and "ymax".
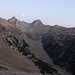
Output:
[{"xmin": 42, "ymin": 25, "xmax": 75, "ymax": 75}]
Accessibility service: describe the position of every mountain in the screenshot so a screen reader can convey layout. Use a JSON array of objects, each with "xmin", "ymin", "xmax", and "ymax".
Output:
[
  {"xmin": 8, "ymin": 17, "xmax": 53, "ymax": 65},
  {"xmin": 0, "ymin": 17, "xmax": 72, "ymax": 75},
  {"xmin": 42, "ymin": 25, "xmax": 75, "ymax": 75},
  {"xmin": 8, "ymin": 17, "xmax": 50, "ymax": 40},
  {"xmin": 0, "ymin": 18, "xmax": 39, "ymax": 73}
]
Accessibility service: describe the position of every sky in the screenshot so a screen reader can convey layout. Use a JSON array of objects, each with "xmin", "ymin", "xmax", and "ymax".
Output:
[{"xmin": 0, "ymin": 0, "xmax": 75, "ymax": 27}]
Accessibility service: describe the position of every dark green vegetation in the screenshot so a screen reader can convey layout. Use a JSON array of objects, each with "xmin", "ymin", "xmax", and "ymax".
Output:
[{"xmin": 5, "ymin": 34, "xmax": 60, "ymax": 75}]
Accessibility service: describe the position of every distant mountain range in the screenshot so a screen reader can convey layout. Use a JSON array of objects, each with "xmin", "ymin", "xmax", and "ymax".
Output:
[{"xmin": 0, "ymin": 16, "xmax": 74, "ymax": 75}]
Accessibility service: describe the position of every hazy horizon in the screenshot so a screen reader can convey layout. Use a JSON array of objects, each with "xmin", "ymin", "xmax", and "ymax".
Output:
[{"xmin": 0, "ymin": 0, "xmax": 75, "ymax": 27}]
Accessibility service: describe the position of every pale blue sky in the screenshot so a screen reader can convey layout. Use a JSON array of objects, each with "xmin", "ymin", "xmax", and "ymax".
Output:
[{"xmin": 0, "ymin": 0, "xmax": 75, "ymax": 27}]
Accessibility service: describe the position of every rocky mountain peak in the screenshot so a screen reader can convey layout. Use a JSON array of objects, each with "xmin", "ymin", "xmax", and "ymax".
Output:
[
  {"xmin": 34, "ymin": 19, "xmax": 42, "ymax": 24},
  {"xmin": 8, "ymin": 16, "xmax": 18, "ymax": 25},
  {"xmin": 10, "ymin": 16, "xmax": 17, "ymax": 21},
  {"xmin": 31, "ymin": 19, "xmax": 43, "ymax": 26},
  {"xmin": 54, "ymin": 24, "xmax": 60, "ymax": 27}
]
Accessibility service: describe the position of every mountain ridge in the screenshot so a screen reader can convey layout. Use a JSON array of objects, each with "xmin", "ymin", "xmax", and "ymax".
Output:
[{"xmin": 0, "ymin": 16, "xmax": 73, "ymax": 75}]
